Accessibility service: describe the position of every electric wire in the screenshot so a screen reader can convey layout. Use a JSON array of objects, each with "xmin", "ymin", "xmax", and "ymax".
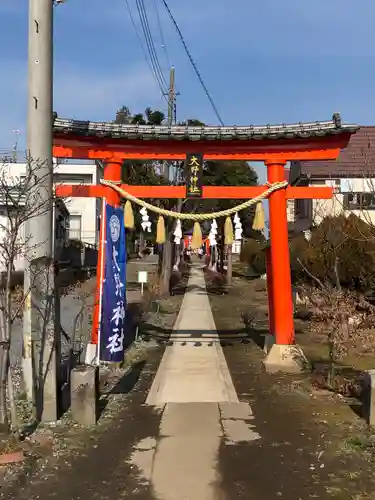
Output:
[
  {"xmin": 140, "ymin": 0, "xmax": 169, "ymax": 91},
  {"xmin": 152, "ymin": 0, "xmax": 171, "ymax": 69},
  {"xmin": 136, "ymin": 0, "xmax": 168, "ymax": 92},
  {"xmin": 136, "ymin": 0, "xmax": 166, "ymax": 93},
  {"xmin": 160, "ymin": 0, "xmax": 224, "ymax": 125},
  {"xmin": 124, "ymin": 0, "xmax": 168, "ymax": 101}
]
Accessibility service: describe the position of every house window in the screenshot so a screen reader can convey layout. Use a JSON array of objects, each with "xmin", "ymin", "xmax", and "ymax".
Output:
[
  {"xmin": 54, "ymin": 173, "xmax": 93, "ymax": 185},
  {"xmin": 310, "ymin": 178, "xmax": 340, "ymax": 187},
  {"xmin": 68, "ymin": 214, "xmax": 82, "ymax": 240},
  {"xmin": 295, "ymin": 199, "xmax": 312, "ymax": 219},
  {"xmin": 343, "ymin": 193, "xmax": 375, "ymax": 210}
]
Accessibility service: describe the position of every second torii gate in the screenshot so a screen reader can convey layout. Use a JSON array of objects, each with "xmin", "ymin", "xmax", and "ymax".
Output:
[{"xmin": 54, "ymin": 114, "xmax": 358, "ymax": 371}]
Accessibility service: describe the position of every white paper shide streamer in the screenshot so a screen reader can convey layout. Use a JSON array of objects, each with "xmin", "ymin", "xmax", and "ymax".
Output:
[
  {"xmin": 209, "ymin": 219, "xmax": 218, "ymax": 246},
  {"xmin": 233, "ymin": 212, "xmax": 242, "ymax": 241},
  {"xmin": 174, "ymin": 219, "xmax": 182, "ymax": 244},
  {"xmin": 140, "ymin": 207, "xmax": 151, "ymax": 232}
]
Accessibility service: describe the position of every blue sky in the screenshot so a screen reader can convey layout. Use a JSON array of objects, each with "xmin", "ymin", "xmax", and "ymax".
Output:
[{"xmin": 1, "ymin": 0, "xmax": 375, "ymax": 185}]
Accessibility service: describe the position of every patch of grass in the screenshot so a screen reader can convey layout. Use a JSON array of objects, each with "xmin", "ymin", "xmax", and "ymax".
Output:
[
  {"xmin": 17, "ymin": 391, "xmax": 28, "ymax": 402},
  {"xmin": 348, "ymin": 471, "xmax": 361, "ymax": 480},
  {"xmin": 122, "ymin": 343, "xmax": 148, "ymax": 370},
  {"xmin": 345, "ymin": 435, "xmax": 373, "ymax": 452}
]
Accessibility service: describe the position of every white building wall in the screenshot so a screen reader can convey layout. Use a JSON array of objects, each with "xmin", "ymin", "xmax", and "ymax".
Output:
[
  {"xmin": 290, "ymin": 177, "xmax": 375, "ymax": 230},
  {"xmin": 0, "ymin": 202, "xmax": 68, "ymax": 273},
  {"xmin": 287, "ymin": 199, "xmax": 295, "ymax": 223},
  {"xmin": 0, "ymin": 160, "xmax": 101, "ymax": 272},
  {"xmin": 0, "ymin": 215, "xmax": 24, "ymax": 272},
  {"xmin": 6, "ymin": 160, "xmax": 101, "ymax": 247}
]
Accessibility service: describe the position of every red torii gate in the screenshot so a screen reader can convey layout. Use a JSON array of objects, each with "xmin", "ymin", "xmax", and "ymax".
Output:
[{"xmin": 53, "ymin": 114, "xmax": 358, "ymax": 370}]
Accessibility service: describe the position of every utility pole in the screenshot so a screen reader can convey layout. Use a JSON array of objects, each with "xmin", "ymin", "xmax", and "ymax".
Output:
[
  {"xmin": 164, "ymin": 66, "xmax": 175, "ymax": 181},
  {"xmin": 12, "ymin": 130, "xmax": 20, "ymax": 163},
  {"xmin": 167, "ymin": 66, "xmax": 175, "ymax": 126},
  {"xmin": 160, "ymin": 67, "xmax": 178, "ymax": 293},
  {"xmin": 24, "ymin": 0, "xmax": 58, "ymax": 422}
]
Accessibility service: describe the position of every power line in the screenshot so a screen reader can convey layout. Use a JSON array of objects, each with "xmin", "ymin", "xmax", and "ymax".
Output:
[
  {"xmin": 152, "ymin": 0, "xmax": 171, "ymax": 69},
  {"xmin": 124, "ymin": 0, "xmax": 168, "ymax": 101},
  {"xmin": 160, "ymin": 0, "xmax": 224, "ymax": 125},
  {"xmin": 136, "ymin": 0, "xmax": 167, "ymax": 93},
  {"xmin": 136, "ymin": 0, "xmax": 168, "ymax": 92}
]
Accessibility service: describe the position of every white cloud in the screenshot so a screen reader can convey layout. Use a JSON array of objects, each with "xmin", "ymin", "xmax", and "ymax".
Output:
[
  {"xmin": 54, "ymin": 62, "xmax": 166, "ymax": 120},
  {"xmin": 0, "ymin": 61, "xmax": 167, "ymax": 150}
]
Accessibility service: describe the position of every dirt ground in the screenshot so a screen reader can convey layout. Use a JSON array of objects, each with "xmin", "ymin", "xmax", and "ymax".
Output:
[
  {"xmin": 2, "ymin": 264, "xmax": 375, "ymax": 499},
  {"xmin": 207, "ymin": 270, "xmax": 375, "ymax": 500},
  {"xmin": 0, "ymin": 257, "xmax": 185, "ymax": 497},
  {"xmin": 0, "ymin": 276, "xmax": 186, "ymax": 498}
]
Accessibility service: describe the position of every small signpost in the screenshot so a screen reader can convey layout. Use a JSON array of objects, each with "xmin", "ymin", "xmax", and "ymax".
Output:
[{"xmin": 137, "ymin": 270, "xmax": 148, "ymax": 296}]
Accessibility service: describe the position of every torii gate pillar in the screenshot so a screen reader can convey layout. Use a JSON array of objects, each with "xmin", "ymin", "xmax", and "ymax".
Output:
[
  {"xmin": 266, "ymin": 161, "xmax": 294, "ymax": 344},
  {"xmin": 264, "ymin": 160, "xmax": 307, "ymax": 372}
]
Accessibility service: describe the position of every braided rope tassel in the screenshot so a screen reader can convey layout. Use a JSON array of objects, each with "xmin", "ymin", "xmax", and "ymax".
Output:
[{"xmin": 100, "ymin": 180, "xmax": 288, "ymax": 221}]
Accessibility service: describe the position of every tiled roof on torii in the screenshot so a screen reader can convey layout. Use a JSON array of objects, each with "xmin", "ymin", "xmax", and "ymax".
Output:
[{"xmin": 53, "ymin": 113, "xmax": 358, "ymax": 142}]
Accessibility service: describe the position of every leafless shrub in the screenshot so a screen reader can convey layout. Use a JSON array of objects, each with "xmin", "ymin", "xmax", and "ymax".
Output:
[
  {"xmin": 0, "ymin": 156, "xmax": 68, "ymax": 433},
  {"xmin": 300, "ymin": 283, "xmax": 375, "ymax": 387}
]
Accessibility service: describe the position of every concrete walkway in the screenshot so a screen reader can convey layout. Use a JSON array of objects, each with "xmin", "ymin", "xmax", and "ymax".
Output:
[
  {"xmin": 146, "ymin": 265, "xmax": 238, "ymax": 405},
  {"xmin": 138, "ymin": 265, "xmax": 260, "ymax": 500}
]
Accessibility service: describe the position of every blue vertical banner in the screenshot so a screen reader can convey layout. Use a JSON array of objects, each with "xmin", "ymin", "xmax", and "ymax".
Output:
[{"xmin": 99, "ymin": 203, "xmax": 127, "ymax": 362}]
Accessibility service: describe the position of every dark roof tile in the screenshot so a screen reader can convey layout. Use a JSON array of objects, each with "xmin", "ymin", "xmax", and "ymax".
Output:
[
  {"xmin": 53, "ymin": 114, "xmax": 358, "ymax": 142},
  {"xmin": 296, "ymin": 126, "xmax": 375, "ymax": 177}
]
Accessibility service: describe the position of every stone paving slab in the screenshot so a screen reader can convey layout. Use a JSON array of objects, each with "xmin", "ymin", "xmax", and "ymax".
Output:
[
  {"xmin": 146, "ymin": 265, "xmax": 237, "ymax": 405},
  {"xmin": 159, "ymin": 402, "xmax": 221, "ymax": 437},
  {"xmin": 219, "ymin": 401, "xmax": 254, "ymax": 420}
]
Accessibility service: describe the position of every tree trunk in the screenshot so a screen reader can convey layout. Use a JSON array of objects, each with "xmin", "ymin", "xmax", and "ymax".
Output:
[
  {"xmin": 138, "ymin": 231, "xmax": 145, "ymax": 258},
  {"xmin": 0, "ymin": 256, "xmax": 18, "ymax": 431},
  {"xmin": 333, "ymin": 255, "xmax": 341, "ymax": 291},
  {"xmin": 172, "ymin": 200, "xmax": 183, "ymax": 271},
  {"xmin": 0, "ymin": 344, "xmax": 9, "ymax": 432},
  {"xmin": 160, "ymin": 224, "xmax": 173, "ymax": 297},
  {"xmin": 7, "ymin": 366, "xmax": 19, "ymax": 431},
  {"xmin": 226, "ymin": 244, "xmax": 233, "ymax": 286},
  {"xmin": 218, "ymin": 240, "xmax": 225, "ymax": 273},
  {"xmin": 173, "ymin": 242, "xmax": 182, "ymax": 271},
  {"xmin": 0, "ymin": 290, "xmax": 9, "ymax": 431},
  {"xmin": 161, "ymin": 242, "xmax": 173, "ymax": 296},
  {"xmin": 208, "ymin": 246, "xmax": 213, "ymax": 270},
  {"xmin": 160, "ymin": 200, "xmax": 183, "ymax": 296}
]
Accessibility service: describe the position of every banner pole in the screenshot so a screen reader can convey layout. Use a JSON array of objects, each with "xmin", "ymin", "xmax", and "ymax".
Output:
[{"xmin": 96, "ymin": 199, "xmax": 107, "ymax": 365}]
